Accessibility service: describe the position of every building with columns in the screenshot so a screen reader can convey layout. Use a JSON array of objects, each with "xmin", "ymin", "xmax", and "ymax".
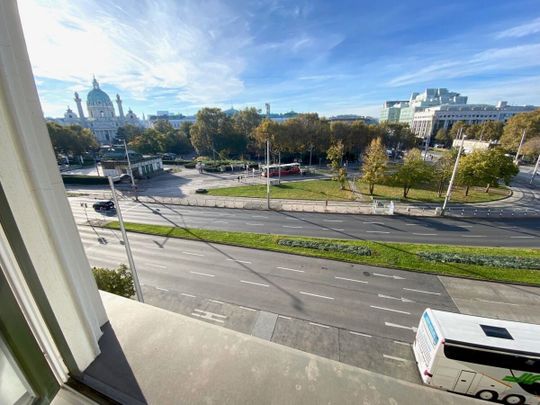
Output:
[{"xmin": 50, "ymin": 77, "xmax": 142, "ymax": 144}]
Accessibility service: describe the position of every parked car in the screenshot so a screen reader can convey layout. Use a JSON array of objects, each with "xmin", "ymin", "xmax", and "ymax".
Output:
[
  {"xmin": 92, "ymin": 200, "xmax": 115, "ymax": 212},
  {"xmin": 195, "ymin": 188, "xmax": 208, "ymax": 194}
]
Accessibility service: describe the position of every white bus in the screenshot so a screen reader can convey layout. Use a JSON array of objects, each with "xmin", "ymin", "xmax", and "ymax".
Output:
[{"xmin": 413, "ymin": 309, "xmax": 540, "ymax": 405}]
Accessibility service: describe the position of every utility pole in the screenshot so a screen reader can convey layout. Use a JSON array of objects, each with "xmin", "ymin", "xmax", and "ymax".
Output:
[
  {"xmin": 441, "ymin": 128, "xmax": 465, "ymax": 215},
  {"xmin": 108, "ymin": 176, "xmax": 144, "ymax": 302},
  {"xmin": 122, "ymin": 139, "xmax": 138, "ymax": 201},
  {"xmin": 514, "ymin": 129, "xmax": 526, "ymax": 164},
  {"xmin": 278, "ymin": 151, "xmax": 281, "ymax": 184},
  {"xmin": 266, "ymin": 139, "xmax": 270, "ymax": 209},
  {"xmin": 531, "ymin": 153, "xmax": 540, "ymax": 185}
]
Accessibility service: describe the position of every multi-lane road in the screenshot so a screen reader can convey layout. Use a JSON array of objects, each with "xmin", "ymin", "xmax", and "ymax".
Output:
[{"xmin": 70, "ymin": 197, "xmax": 540, "ymax": 247}]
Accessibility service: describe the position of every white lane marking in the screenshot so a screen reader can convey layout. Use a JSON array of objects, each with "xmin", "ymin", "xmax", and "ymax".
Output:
[
  {"xmin": 283, "ymin": 225, "xmax": 303, "ymax": 229},
  {"xmin": 299, "ymin": 291, "xmax": 335, "ymax": 300},
  {"xmin": 240, "ymin": 306, "xmax": 257, "ymax": 312},
  {"xmin": 462, "ymin": 235, "xmax": 485, "ymax": 238},
  {"xmin": 363, "ymin": 221, "xmax": 384, "ymax": 225},
  {"xmin": 214, "ymin": 220, "xmax": 229, "ymax": 224},
  {"xmin": 252, "ymin": 215, "xmax": 268, "ymax": 219},
  {"xmin": 156, "ymin": 287, "xmax": 168, "ymax": 292},
  {"xmin": 394, "ymin": 341, "xmax": 411, "ymax": 347},
  {"xmin": 404, "ymin": 224, "xmax": 417, "ymax": 226},
  {"xmin": 181, "ymin": 293, "xmax": 196, "ymax": 298},
  {"xmin": 246, "ymin": 222, "xmax": 264, "ymax": 226},
  {"xmin": 403, "ymin": 288, "xmax": 441, "ymax": 296},
  {"xmin": 277, "ymin": 266, "xmax": 305, "ymax": 273},
  {"xmin": 240, "ymin": 280, "xmax": 269, "ymax": 288},
  {"xmin": 412, "ymin": 233, "xmax": 438, "ymax": 236},
  {"xmin": 370, "ymin": 306, "xmax": 411, "ymax": 315},
  {"xmin": 459, "ymin": 225, "xmax": 473, "ymax": 228},
  {"xmin": 378, "ymin": 294, "xmax": 414, "ymax": 303},
  {"xmin": 373, "ymin": 273, "xmax": 405, "ymax": 280},
  {"xmin": 385, "ymin": 322, "xmax": 418, "ymax": 332},
  {"xmin": 190, "ymin": 271, "xmax": 215, "ymax": 277},
  {"xmin": 144, "ymin": 263, "xmax": 166, "ymax": 269},
  {"xmin": 323, "ymin": 219, "xmax": 344, "ymax": 223},
  {"xmin": 309, "ymin": 322, "xmax": 330, "ymax": 329},
  {"xmin": 227, "ymin": 259, "xmax": 252, "ymax": 264},
  {"xmin": 509, "ymin": 236, "xmax": 534, "ymax": 239},
  {"xmin": 182, "ymin": 251, "xmax": 204, "ymax": 257},
  {"xmin": 350, "ymin": 331, "xmax": 372, "ymax": 338},
  {"xmin": 209, "ymin": 299, "xmax": 224, "ymax": 304},
  {"xmin": 476, "ymin": 298, "xmax": 520, "ymax": 306},
  {"xmin": 335, "ymin": 276, "xmax": 368, "ymax": 284},
  {"xmin": 191, "ymin": 309, "xmax": 226, "ymax": 323},
  {"xmin": 320, "ymin": 228, "xmax": 345, "ymax": 232},
  {"xmin": 383, "ymin": 354, "xmax": 412, "ymax": 363},
  {"xmin": 279, "ymin": 315, "xmax": 291, "ymax": 320},
  {"xmin": 366, "ymin": 230, "xmax": 390, "ymax": 234},
  {"xmin": 498, "ymin": 226, "xmax": 517, "ymax": 229}
]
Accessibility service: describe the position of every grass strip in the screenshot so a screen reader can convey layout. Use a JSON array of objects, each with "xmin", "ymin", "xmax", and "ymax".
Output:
[{"xmin": 104, "ymin": 221, "xmax": 540, "ymax": 286}]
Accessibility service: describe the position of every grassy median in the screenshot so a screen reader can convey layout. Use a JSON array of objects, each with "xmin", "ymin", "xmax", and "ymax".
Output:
[
  {"xmin": 104, "ymin": 221, "xmax": 540, "ymax": 286},
  {"xmin": 207, "ymin": 179, "xmax": 354, "ymax": 201}
]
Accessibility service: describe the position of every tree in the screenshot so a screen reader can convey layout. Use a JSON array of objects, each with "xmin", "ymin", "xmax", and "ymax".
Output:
[
  {"xmin": 434, "ymin": 149, "xmax": 457, "ymax": 197},
  {"xmin": 129, "ymin": 128, "xmax": 164, "ymax": 154},
  {"xmin": 153, "ymin": 119, "xmax": 175, "ymax": 134},
  {"xmin": 92, "ymin": 264, "xmax": 135, "ymax": 298},
  {"xmin": 361, "ymin": 138, "xmax": 388, "ymax": 195},
  {"xmin": 392, "ymin": 149, "xmax": 433, "ymax": 198},
  {"xmin": 478, "ymin": 121, "xmax": 504, "ymax": 142},
  {"xmin": 500, "ymin": 110, "xmax": 540, "ymax": 151},
  {"xmin": 380, "ymin": 123, "xmax": 416, "ymax": 152},
  {"xmin": 522, "ymin": 137, "xmax": 540, "ymax": 159},
  {"xmin": 162, "ymin": 130, "xmax": 193, "ymax": 155},
  {"xmin": 449, "ymin": 121, "xmax": 468, "ymax": 139},
  {"xmin": 46, "ymin": 122, "xmax": 98, "ymax": 156},
  {"xmin": 327, "ymin": 141, "xmax": 346, "ymax": 189},
  {"xmin": 116, "ymin": 125, "xmax": 144, "ymax": 143},
  {"xmin": 234, "ymin": 107, "xmax": 261, "ymax": 156},
  {"xmin": 434, "ymin": 128, "xmax": 452, "ymax": 147}
]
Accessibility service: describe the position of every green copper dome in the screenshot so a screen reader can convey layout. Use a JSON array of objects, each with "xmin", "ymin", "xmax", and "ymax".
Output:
[{"xmin": 87, "ymin": 77, "xmax": 112, "ymax": 105}]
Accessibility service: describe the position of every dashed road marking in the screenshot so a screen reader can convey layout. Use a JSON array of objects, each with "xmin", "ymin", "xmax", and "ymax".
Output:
[
  {"xmin": 363, "ymin": 221, "xmax": 384, "ymax": 225},
  {"xmin": 299, "ymin": 291, "xmax": 334, "ymax": 300},
  {"xmin": 278, "ymin": 315, "xmax": 291, "ymax": 320},
  {"xmin": 209, "ymin": 299, "xmax": 224, "ymax": 304},
  {"xmin": 412, "ymin": 233, "xmax": 438, "ymax": 236},
  {"xmin": 156, "ymin": 287, "xmax": 168, "ymax": 292},
  {"xmin": 240, "ymin": 306, "xmax": 257, "ymax": 312},
  {"xmin": 283, "ymin": 225, "xmax": 303, "ymax": 229},
  {"xmin": 350, "ymin": 331, "xmax": 371, "ymax": 338},
  {"xmin": 246, "ymin": 222, "xmax": 264, "ymax": 226},
  {"xmin": 309, "ymin": 322, "xmax": 330, "ymax": 329},
  {"xmin": 182, "ymin": 251, "xmax": 204, "ymax": 257},
  {"xmin": 181, "ymin": 293, "xmax": 196, "ymax": 298},
  {"xmin": 509, "ymin": 236, "xmax": 534, "ymax": 239},
  {"xmin": 378, "ymin": 294, "xmax": 414, "ymax": 303},
  {"xmin": 462, "ymin": 235, "xmax": 485, "ymax": 238},
  {"xmin": 323, "ymin": 219, "xmax": 344, "ymax": 223},
  {"xmin": 403, "ymin": 288, "xmax": 441, "ymax": 296},
  {"xmin": 385, "ymin": 322, "xmax": 418, "ymax": 332},
  {"xmin": 476, "ymin": 298, "xmax": 520, "ymax": 306},
  {"xmin": 277, "ymin": 266, "xmax": 305, "ymax": 273},
  {"xmin": 373, "ymin": 273, "xmax": 405, "ymax": 280},
  {"xmin": 499, "ymin": 226, "xmax": 517, "ymax": 229},
  {"xmin": 383, "ymin": 354, "xmax": 412, "ymax": 363},
  {"xmin": 191, "ymin": 309, "xmax": 226, "ymax": 323},
  {"xmin": 214, "ymin": 220, "xmax": 229, "ymax": 224},
  {"xmin": 252, "ymin": 215, "xmax": 268, "ymax": 219},
  {"xmin": 394, "ymin": 340, "xmax": 411, "ymax": 347},
  {"xmin": 227, "ymin": 259, "xmax": 252, "ymax": 264},
  {"xmin": 370, "ymin": 305, "xmax": 411, "ymax": 315},
  {"xmin": 366, "ymin": 230, "xmax": 390, "ymax": 234},
  {"xmin": 240, "ymin": 280, "xmax": 269, "ymax": 288},
  {"xmin": 190, "ymin": 271, "xmax": 215, "ymax": 277},
  {"xmin": 335, "ymin": 276, "xmax": 368, "ymax": 284}
]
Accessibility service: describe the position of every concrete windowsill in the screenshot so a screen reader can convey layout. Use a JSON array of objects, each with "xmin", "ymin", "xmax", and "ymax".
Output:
[{"xmin": 82, "ymin": 291, "xmax": 481, "ymax": 404}]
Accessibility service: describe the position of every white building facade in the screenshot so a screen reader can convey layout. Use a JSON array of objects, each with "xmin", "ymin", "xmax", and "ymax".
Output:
[{"xmin": 50, "ymin": 77, "xmax": 141, "ymax": 144}]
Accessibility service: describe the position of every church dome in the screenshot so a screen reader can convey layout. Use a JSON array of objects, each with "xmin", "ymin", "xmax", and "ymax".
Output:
[{"xmin": 87, "ymin": 77, "xmax": 112, "ymax": 106}]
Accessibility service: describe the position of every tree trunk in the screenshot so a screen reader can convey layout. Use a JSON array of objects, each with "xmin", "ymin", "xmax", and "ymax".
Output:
[
  {"xmin": 403, "ymin": 186, "xmax": 408, "ymax": 198},
  {"xmin": 485, "ymin": 183, "xmax": 491, "ymax": 193},
  {"xmin": 465, "ymin": 185, "xmax": 470, "ymax": 196},
  {"xmin": 437, "ymin": 181, "xmax": 443, "ymax": 197},
  {"xmin": 369, "ymin": 183, "xmax": 374, "ymax": 195}
]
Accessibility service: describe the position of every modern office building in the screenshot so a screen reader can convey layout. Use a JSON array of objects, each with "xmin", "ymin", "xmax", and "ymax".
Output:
[{"xmin": 410, "ymin": 101, "xmax": 538, "ymax": 138}]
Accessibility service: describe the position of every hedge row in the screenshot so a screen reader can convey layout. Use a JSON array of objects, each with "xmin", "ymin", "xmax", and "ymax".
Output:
[
  {"xmin": 277, "ymin": 239, "xmax": 371, "ymax": 256},
  {"xmin": 419, "ymin": 252, "xmax": 540, "ymax": 270},
  {"xmin": 61, "ymin": 175, "xmax": 109, "ymax": 185}
]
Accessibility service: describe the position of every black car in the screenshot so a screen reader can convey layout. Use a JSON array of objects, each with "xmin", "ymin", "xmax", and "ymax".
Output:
[{"xmin": 92, "ymin": 200, "xmax": 115, "ymax": 212}]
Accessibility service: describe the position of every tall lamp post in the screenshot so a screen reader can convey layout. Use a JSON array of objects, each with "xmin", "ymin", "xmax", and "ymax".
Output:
[
  {"xmin": 531, "ymin": 153, "xmax": 540, "ymax": 185},
  {"xmin": 108, "ymin": 176, "xmax": 144, "ymax": 302},
  {"xmin": 514, "ymin": 129, "xmax": 526, "ymax": 164},
  {"xmin": 266, "ymin": 139, "xmax": 271, "ymax": 209},
  {"xmin": 441, "ymin": 128, "xmax": 465, "ymax": 215}
]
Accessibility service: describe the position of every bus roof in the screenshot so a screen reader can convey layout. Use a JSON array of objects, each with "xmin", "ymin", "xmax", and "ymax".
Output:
[{"xmin": 428, "ymin": 309, "xmax": 540, "ymax": 356}]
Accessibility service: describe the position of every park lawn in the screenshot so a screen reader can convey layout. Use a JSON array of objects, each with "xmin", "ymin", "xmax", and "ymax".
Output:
[
  {"xmin": 104, "ymin": 221, "xmax": 540, "ymax": 286},
  {"xmin": 207, "ymin": 179, "xmax": 354, "ymax": 201},
  {"xmin": 356, "ymin": 181, "xmax": 510, "ymax": 203}
]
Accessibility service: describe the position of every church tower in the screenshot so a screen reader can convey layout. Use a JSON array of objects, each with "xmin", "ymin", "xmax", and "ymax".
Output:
[
  {"xmin": 86, "ymin": 77, "xmax": 115, "ymax": 119},
  {"xmin": 116, "ymin": 94, "xmax": 125, "ymax": 119},
  {"xmin": 74, "ymin": 92, "xmax": 85, "ymax": 120}
]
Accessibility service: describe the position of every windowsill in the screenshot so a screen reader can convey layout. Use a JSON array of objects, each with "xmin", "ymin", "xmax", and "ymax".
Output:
[{"xmin": 81, "ymin": 292, "xmax": 480, "ymax": 404}]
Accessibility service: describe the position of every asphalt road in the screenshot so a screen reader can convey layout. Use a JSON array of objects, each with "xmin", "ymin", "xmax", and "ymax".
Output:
[
  {"xmin": 80, "ymin": 226, "xmax": 457, "ymax": 343},
  {"xmin": 70, "ymin": 197, "xmax": 540, "ymax": 247}
]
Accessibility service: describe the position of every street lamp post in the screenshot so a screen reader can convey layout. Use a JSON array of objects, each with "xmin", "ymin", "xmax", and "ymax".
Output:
[
  {"xmin": 108, "ymin": 176, "xmax": 144, "ymax": 302},
  {"xmin": 266, "ymin": 139, "xmax": 270, "ymax": 209},
  {"xmin": 514, "ymin": 129, "xmax": 526, "ymax": 164},
  {"xmin": 531, "ymin": 153, "xmax": 540, "ymax": 185},
  {"xmin": 441, "ymin": 128, "xmax": 465, "ymax": 215}
]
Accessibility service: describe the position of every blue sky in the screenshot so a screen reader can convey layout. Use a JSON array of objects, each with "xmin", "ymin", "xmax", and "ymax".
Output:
[{"xmin": 18, "ymin": 0, "xmax": 540, "ymax": 118}]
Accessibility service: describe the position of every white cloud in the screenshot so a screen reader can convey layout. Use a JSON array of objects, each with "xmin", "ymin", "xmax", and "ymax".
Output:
[
  {"xmin": 496, "ymin": 17, "xmax": 540, "ymax": 38},
  {"xmin": 17, "ymin": 0, "xmax": 250, "ymax": 106},
  {"xmin": 387, "ymin": 43, "xmax": 540, "ymax": 87}
]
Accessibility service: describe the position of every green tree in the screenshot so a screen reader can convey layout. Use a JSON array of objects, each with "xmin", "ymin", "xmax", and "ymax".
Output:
[
  {"xmin": 478, "ymin": 121, "xmax": 504, "ymax": 141},
  {"xmin": 434, "ymin": 149, "xmax": 457, "ymax": 197},
  {"xmin": 92, "ymin": 264, "xmax": 135, "ymax": 298},
  {"xmin": 153, "ymin": 119, "xmax": 175, "ymax": 134},
  {"xmin": 478, "ymin": 148, "xmax": 519, "ymax": 192},
  {"xmin": 392, "ymin": 149, "xmax": 434, "ymax": 198},
  {"xmin": 327, "ymin": 141, "xmax": 346, "ymax": 189},
  {"xmin": 521, "ymin": 137, "xmax": 540, "ymax": 159},
  {"xmin": 380, "ymin": 122, "xmax": 416, "ymax": 152},
  {"xmin": 162, "ymin": 130, "xmax": 193, "ymax": 155},
  {"xmin": 179, "ymin": 121, "xmax": 193, "ymax": 140},
  {"xmin": 116, "ymin": 125, "xmax": 144, "ymax": 143},
  {"xmin": 361, "ymin": 138, "xmax": 388, "ymax": 195},
  {"xmin": 449, "ymin": 121, "xmax": 468, "ymax": 139},
  {"xmin": 47, "ymin": 122, "xmax": 98, "ymax": 156},
  {"xmin": 129, "ymin": 128, "xmax": 164, "ymax": 154},
  {"xmin": 234, "ymin": 107, "xmax": 261, "ymax": 156},
  {"xmin": 500, "ymin": 110, "xmax": 540, "ymax": 151},
  {"xmin": 434, "ymin": 128, "xmax": 452, "ymax": 147}
]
